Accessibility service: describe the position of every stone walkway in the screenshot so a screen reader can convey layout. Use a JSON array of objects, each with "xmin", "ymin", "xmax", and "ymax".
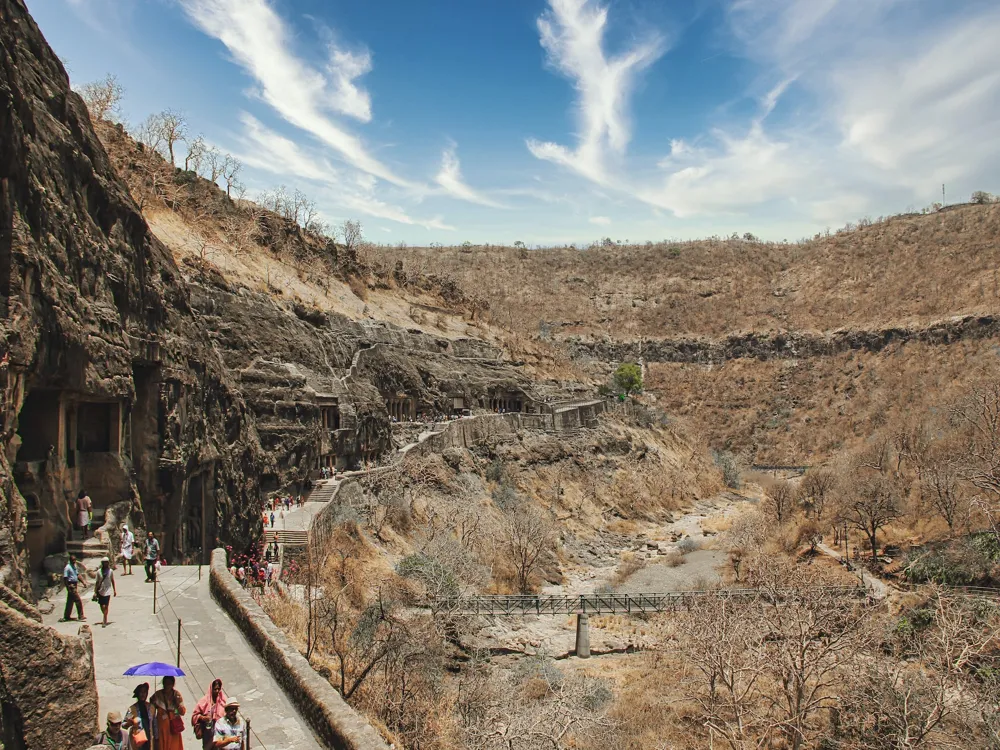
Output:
[{"xmin": 43, "ymin": 566, "xmax": 323, "ymax": 750}]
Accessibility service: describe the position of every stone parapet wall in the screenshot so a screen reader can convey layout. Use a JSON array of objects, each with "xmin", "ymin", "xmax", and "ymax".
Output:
[{"xmin": 208, "ymin": 549, "xmax": 389, "ymax": 750}]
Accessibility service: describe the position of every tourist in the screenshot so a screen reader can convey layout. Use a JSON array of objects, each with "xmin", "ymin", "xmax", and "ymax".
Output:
[
  {"xmin": 124, "ymin": 682, "xmax": 152, "ymax": 750},
  {"xmin": 236, "ymin": 566, "xmax": 245, "ymax": 587},
  {"xmin": 144, "ymin": 531, "xmax": 160, "ymax": 583},
  {"xmin": 212, "ymin": 699, "xmax": 245, "ymax": 750},
  {"xmin": 94, "ymin": 711, "xmax": 126, "ymax": 749},
  {"xmin": 60, "ymin": 553, "xmax": 85, "ymax": 622},
  {"xmin": 120, "ymin": 524, "xmax": 135, "ymax": 575},
  {"xmin": 150, "ymin": 675, "xmax": 186, "ymax": 750},
  {"xmin": 191, "ymin": 678, "xmax": 227, "ymax": 750},
  {"xmin": 265, "ymin": 560, "xmax": 274, "ymax": 587},
  {"xmin": 269, "ymin": 511, "xmax": 275, "ymax": 528},
  {"xmin": 75, "ymin": 489, "xmax": 93, "ymax": 540},
  {"xmin": 94, "ymin": 556, "xmax": 117, "ymax": 627}
]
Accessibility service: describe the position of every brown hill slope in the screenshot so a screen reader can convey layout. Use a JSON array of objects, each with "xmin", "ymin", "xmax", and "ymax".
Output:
[{"xmin": 380, "ymin": 204, "xmax": 1000, "ymax": 339}]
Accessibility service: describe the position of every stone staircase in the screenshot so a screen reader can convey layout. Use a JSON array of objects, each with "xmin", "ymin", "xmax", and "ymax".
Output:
[
  {"xmin": 65, "ymin": 509, "xmax": 111, "ymax": 561},
  {"xmin": 262, "ymin": 529, "xmax": 309, "ymax": 546},
  {"xmin": 306, "ymin": 480, "xmax": 339, "ymax": 503}
]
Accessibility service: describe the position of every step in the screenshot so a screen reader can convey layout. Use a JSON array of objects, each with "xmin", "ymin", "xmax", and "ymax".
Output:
[
  {"xmin": 263, "ymin": 530, "xmax": 309, "ymax": 545},
  {"xmin": 66, "ymin": 538, "xmax": 110, "ymax": 560}
]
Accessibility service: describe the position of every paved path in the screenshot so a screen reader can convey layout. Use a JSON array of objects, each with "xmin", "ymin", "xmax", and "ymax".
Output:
[
  {"xmin": 817, "ymin": 542, "xmax": 891, "ymax": 600},
  {"xmin": 43, "ymin": 566, "xmax": 322, "ymax": 750}
]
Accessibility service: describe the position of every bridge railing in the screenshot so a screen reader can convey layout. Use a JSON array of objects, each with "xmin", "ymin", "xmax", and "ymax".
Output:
[{"xmin": 440, "ymin": 586, "xmax": 866, "ymax": 616}]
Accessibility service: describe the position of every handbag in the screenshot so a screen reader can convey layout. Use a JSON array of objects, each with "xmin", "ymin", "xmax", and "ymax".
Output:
[
  {"xmin": 132, "ymin": 727, "xmax": 148, "ymax": 744},
  {"xmin": 169, "ymin": 713, "xmax": 185, "ymax": 734}
]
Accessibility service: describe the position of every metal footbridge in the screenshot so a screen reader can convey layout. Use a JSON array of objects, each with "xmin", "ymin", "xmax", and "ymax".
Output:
[{"xmin": 442, "ymin": 585, "xmax": 867, "ymax": 617}]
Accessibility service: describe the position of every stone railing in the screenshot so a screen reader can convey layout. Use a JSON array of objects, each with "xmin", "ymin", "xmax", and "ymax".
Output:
[{"xmin": 208, "ymin": 549, "xmax": 390, "ymax": 750}]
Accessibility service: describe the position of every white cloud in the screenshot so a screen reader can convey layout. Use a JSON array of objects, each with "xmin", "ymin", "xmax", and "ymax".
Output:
[
  {"xmin": 526, "ymin": 0, "xmax": 666, "ymax": 183},
  {"xmin": 234, "ymin": 113, "xmax": 337, "ymax": 182},
  {"xmin": 831, "ymin": 11, "xmax": 1000, "ymax": 187},
  {"xmin": 528, "ymin": 0, "xmax": 1000, "ymax": 229},
  {"xmin": 178, "ymin": 0, "xmax": 409, "ymax": 186},
  {"xmin": 434, "ymin": 144, "xmax": 506, "ymax": 208},
  {"xmin": 326, "ymin": 46, "xmax": 373, "ymax": 123},
  {"xmin": 588, "ymin": 215, "xmax": 611, "ymax": 225}
]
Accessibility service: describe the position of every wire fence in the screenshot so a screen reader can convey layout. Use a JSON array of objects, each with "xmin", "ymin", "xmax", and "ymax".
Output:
[{"xmin": 153, "ymin": 567, "xmax": 270, "ymax": 750}]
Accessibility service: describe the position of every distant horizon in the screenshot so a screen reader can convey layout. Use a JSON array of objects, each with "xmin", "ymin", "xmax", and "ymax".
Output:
[{"xmin": 34, "ymin": 0, "xmax": 1000, "ymax": 245}]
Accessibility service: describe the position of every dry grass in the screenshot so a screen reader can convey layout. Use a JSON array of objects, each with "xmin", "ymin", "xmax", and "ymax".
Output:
[{"xmin": 373, "ymin": 204, "xmax": 1000, "ymax": 339}]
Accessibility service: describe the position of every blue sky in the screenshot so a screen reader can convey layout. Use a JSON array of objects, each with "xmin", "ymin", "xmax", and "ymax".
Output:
[{"xmin": 31, "ymin": 0, "xmax": 1000, "ymax": 245}]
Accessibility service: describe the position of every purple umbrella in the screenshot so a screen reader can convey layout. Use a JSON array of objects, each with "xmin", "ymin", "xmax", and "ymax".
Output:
[{"xmin": 123, "ymin": 662, "xmax": 185, "ymax": 677}]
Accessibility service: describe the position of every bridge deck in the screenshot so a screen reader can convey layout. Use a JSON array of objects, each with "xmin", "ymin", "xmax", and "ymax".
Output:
[{"xmin": 443, "ymin": 586, "xmax": 866, "ymax": 616}]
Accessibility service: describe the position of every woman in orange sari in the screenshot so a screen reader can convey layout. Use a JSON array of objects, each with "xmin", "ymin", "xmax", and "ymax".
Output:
[{"xmin": 150, "ymin": 675, "xmax": 186, "ymax": 750}]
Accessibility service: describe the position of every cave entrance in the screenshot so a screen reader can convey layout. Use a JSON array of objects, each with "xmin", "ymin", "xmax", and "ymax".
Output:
[
  {"xmin": 76, "ymin": 402, "xmax": 120, "ymax": 453},
  {"xmin": 185, "ymin": 473, "xmax": 203, "ymax": 560},
  {"xmin": 15, "ymin": 390, "xmax": 60, "ymax": 463}
]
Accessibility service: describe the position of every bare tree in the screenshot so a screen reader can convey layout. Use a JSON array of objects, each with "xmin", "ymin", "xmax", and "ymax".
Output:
[
  {"xmin": 135, "ymin": 114, "xmax": 166, "ymax": 155},
  {"xmin": 836, "ymin": 465, "xmax": 904, "ymax": 560},
  {"xmin": 955, "ymin": 380, "xmax": 1000, "ymax": 544},
  {"xmin": 78, "ymin": 74, "xmax": 124, "ymax": 122},
  {"xmin": 724, "ymin": 509, "xmax": 767, "ymax": 581},
  {"xmin": 221, "ymin": 154, "xmax": 241, "ymax": 197},
  {"xmin": 499, "ymin": 506, "xmax": 554, "ymax": 593},
  {"xmin": 764, "ymin": 479, "xmax": 794, "ymax": 523},
  {"xmin": 184, "ymin": 135, "xmax": 206, "ymax": 173},
  {"xmin": 339, "ymin": 219, "xmax": 363, "ymax": 253},
  {"xmin": 800, "ymin": 469, "xmax": 835, "ymax": 519},
  {"xmin": 205, "ymin": 147, "xmax": 225, "ymax": 183},
  {"xmin": 157, "ymin": 110, "xmax": 187, "ymax": 167}
]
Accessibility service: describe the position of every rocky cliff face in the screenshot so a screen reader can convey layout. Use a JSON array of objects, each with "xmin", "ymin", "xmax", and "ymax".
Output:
[
  {"xmin": 567, "ymin": 315, "xmax": 1000, "ymax": 364},
  {"xmin": 0, "ymin": 585, "xmax": 99, "ymax": 750},
  {"xmin": 0, "ymin": 0, "xmax": 266, "ymax": 581}
]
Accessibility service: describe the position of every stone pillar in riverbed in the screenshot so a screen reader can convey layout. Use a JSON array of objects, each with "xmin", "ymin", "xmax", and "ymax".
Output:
[{"xmin": 575, "ymin": 613, "xmax": 590, "ymax": 658}]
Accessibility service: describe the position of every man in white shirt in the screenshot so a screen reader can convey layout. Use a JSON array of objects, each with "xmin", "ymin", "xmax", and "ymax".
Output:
[
  {"xmin": 213, "ymin": 699, "xmax": 245, "ymax": 749},
  {"xmin": 120, "ymin": 524, "xmax": 135, "ymax": 575}
]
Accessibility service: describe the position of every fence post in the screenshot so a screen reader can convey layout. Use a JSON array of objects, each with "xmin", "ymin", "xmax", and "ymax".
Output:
[
  {"xmin": 245, "ymin": 718, "xmax": 251, "ymax": 750},
  {"xmin": 176, "ymin": 619, "xmax": 182, "ymax": 668},
  {"xmin": 153, "ymin": 578, "xmax": 157, "ymax": 614}
]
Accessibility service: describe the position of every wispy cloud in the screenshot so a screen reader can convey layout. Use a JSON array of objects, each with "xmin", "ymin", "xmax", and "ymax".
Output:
[
  {"xmin": 434, "ymin": 144, "xmax": 506, "ymax": 208},
  {"xmin": 228, "ymin": 116, "xmax": 450, "ymax": 230},
  {"xmin": 529, "ymin": 0, "xmax": 1000, "ymax": 227},
  {"xmin": 526, "ymin": 0, "xmax": 667, "ymax": 183},
  {"xmin": 178, "ymin": 0, "xmax": 409, "ymax": 186},
  {"xmin": 588, "ymin": 215, "xmax": 611, "ymax": 226},
  {"xmin": 234, "ymin": 113, "xmax": 338, "ymax": 182}
]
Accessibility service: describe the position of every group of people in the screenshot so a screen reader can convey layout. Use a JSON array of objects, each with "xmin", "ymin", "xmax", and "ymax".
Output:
[
  {"xmin": 61, "ymin": 528, "xmax": 164, "ymax": 628},
  {"xmin": 93, "ymin": 678, "xmax": 246, "ymax": 750},
  {"xmin": 269, "ymin": 494, "xmax": 301, "ymax": 512},
  {"xmin": 226, "ymin": 548, "xmax": 274, "ymax": 590}
]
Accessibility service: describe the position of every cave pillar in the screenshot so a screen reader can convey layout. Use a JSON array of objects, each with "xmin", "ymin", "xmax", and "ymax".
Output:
[{"xmin": 575, "ymin": 613, "xmax": 590, "ymax": 659}]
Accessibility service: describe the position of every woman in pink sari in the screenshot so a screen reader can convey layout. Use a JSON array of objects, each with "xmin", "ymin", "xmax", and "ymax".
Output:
[{"xmin": 190, "ymin": 679, "xmax": 227, "ymax": 750}]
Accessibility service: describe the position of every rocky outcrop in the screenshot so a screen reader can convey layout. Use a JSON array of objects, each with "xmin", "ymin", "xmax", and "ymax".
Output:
[
  {"xmin": 0, "ymin": 585, "xmax": 98, "ymax": 750},
  {"xmin": 0, "ymin": 0, "xmax": 265, "ymax": 579},
  {"xmin": 567, "ymin": 314, "xmax": 1000, "ymax": 364}
]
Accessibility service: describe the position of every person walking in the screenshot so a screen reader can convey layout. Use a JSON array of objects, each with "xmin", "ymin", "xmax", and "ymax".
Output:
[
  {"xmin": 269, "ymin": 511, "xmax": 275, "ymax": 528},
  {"xmin": 124, "ymin": 682, "xmax": 152, "ymax": 750},
  {"xmin": 191, "ymin": 679, "xmax": 227, "ymax": 750},
  {"xmin": 144, "ymin": 531, "xmax": 160, "ymax": 583},
  {"xmin": 94, "ymin": 711, "xmax": 126, "ymax": 749},
  {"xmin": 75, "ymin": 490, "xmax": 93, "ymax": 540},
  {"xmin": 94, "ymin": 556, "xmax": 117, "ymax": 627},
  {"xmin": 211, "ymin": 699, "xmax": 245, "ymax": 750},
  {"xmin": 120, "ymin": 524, "xmax": 135, "ymax": 575},
  {"xmin": 60, "ymin": 553, "xmax": 85, "ymax": 622},
  {"xmin": 150, "ymin": 675, "xmax": 186, "ymax": 750}
]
